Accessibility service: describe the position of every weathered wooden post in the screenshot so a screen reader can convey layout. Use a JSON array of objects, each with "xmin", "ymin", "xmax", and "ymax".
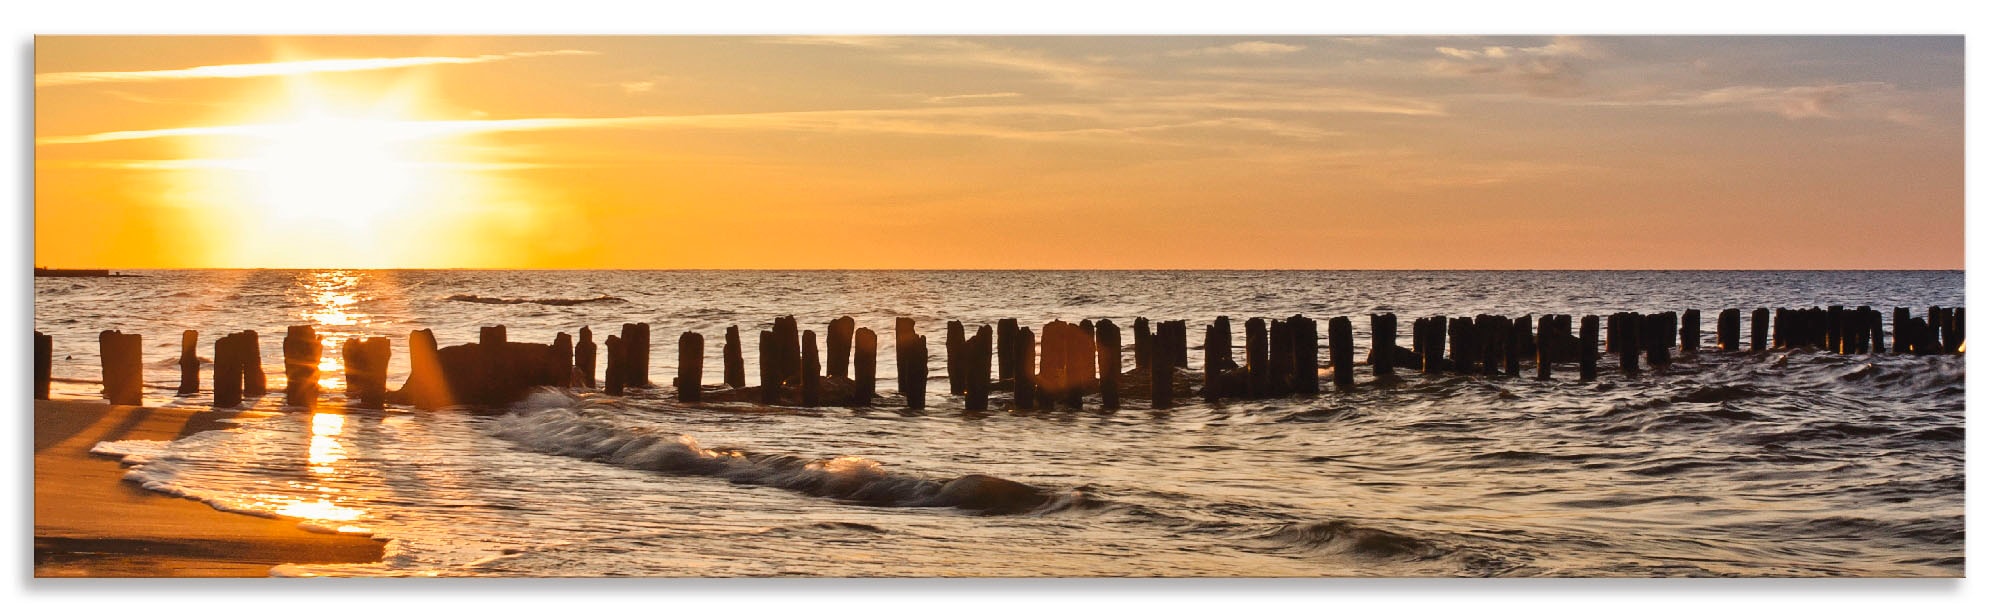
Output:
[
  {"xmin": 678, "ymin": 331, "xmax": 703, "ymax": 402},
  {"xmin": 1477, "ymin": 315, "xmax": 1503, "ymax": 376},
  {"xmin": 343, "ymin": 336, "xmax": 390, "ymax": 406},
  {"xmin": 774, "ymin": 316, "xmax": 800, "ymax": 386},
  {"xmin": 854, "ymin": 327, "xmax": 878, "ymax": 406},
  {"xmin": 1096, "ymin": 320, "xmax": 1121, "ymax": 409},
  {"xmin": 757, "ymin": 330, "xmax": 777, "ymax": 404},
  {"xmin": 398, "ymin": 329, "xmax": 446, "ymax": 408},
  {"xmin": 1535, "ymin": 315, "xmax": 1555, "ymax": 381},
  {"xmin": 1014, "ymin": 328, "xmax": 1037, "ymax": 410},
  {"xmin": 605, "ymin": 334, "xmax": 626, "ymax": 396},
  {"xmin": 620, "ymin": 322, "xmax": 652, "ymax": 388},
  {"xmin": 1504, "ymin": 316, "xmax": 1527, "ymax": 377},
  {"xmin": 577, "ymin": 327, "xmax": 598, "ymax": 388},
  {"xmin": 1456, "ymin": 318, "xmax": 1488, "ymax": 376},
  {"xmin": 1681, "ymin": 309, "xmax": 1701, "ymax": 354},
  {"xmin": 966, "ymin": 325, "xmax": 993, "ymax": 411},
  {"xmin": 1150, "ymin": 325, "xmax": 1172, "ymax": 409},
  {"xmin": 1891, "ymin": 307, "xmax": 1910, "ymax": 353},
  {"xmin": 95, "ymin": 330, "xmax": 140, "ymax": 406},
  {"xmin": 1750, "ymin": 308, "xmax": 1769, "ymax": 352},
  {"xmin": 1291, "ymin": 314, "xmax": 1319, "ymax": 394},
  {"xmin": 946, "ymin": 320, "xmax": 966, "ymax": 395},
  {"xmin": 895, "ymin": 318, "xmax": 926, "ymax": 409},
  {"xmin": 828, "ymin": 316, "xmax": 855, "ymax": 380},
  {"xmin": 1718, "ymin": 308, "xmax": 1741, "ymax": 352},
  {"xmin": 1420, "ymin": 316, "xmax": 1448, "ymax": 376},
  {"xmin": 997, "ymin": 318, "xmax": 1019, "ymax": 381},
  {"xmin": 1618, "ymin": 313, "xmax": 1641, "ymax": 374},
  {"xmin": 800, "ymin": 330, "xmax": 820, "ymax": 408},
  {"xmin": 1269, "ymin": 317, "xmax": 1295, "ymax": 395},
  {"xmin": 552, "ymin": 332, "xmax": 575, "ymax": 386},
  {"xmin": 1202, "ymin": 320, "xmax": 1227, "ymax": 402},
  {"xmin": 721, "ymin": 325, "xmax": 744, "ymax": 388},
  {"xmin": 1579, "ymin": 315, "xmax": 1599, "ymax": 382},
  {"xmin": 1133, "ymin": 317, "xmax": 1153, "ymax": 371},
  {"xmin": 34, "ymin": 331, "xmax": 53, "ymax": 401},
  {"xmin": 1246, "ymin": 317, "xmax": 1270, "ymax": 397},
  {"xmin": 1369, "ymin": 313, "xmax": 1396, "ymax": 381},
  {"xmin": 1870, "ymin": 308, "xmax": 1886, "ymax": 354},
  {"xmin": 214, "ymin": 332, "xmax": 243, "ymax": 408},
  {"xmin": 1328, "ymin": 317, "xmax": 1354, "ymax": 389},
  {"xmin": 283, "ymin": 325, "xmax": 319, "ymax": 407},
  {"xmin": 1169, "ymin": 320, "xmax": 1191, "ymax": 369},
  {"xmin": 242, "ymin": 330, "xmax": 266, "ymax": 395},
  {"xmin": 177, "ymin": 330, "xmax": 200, "ymax": 396}
]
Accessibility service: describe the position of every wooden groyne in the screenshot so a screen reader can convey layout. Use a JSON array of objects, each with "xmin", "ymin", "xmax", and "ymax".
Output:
[{"xmin": 33, "ymin": 303, "xmax": 1966, "ymax": 409}]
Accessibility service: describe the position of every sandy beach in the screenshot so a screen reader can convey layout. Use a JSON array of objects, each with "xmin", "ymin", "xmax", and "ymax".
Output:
[{"xmin": 33, "ymin": 400, "xmax": 386, "ymax": 577}]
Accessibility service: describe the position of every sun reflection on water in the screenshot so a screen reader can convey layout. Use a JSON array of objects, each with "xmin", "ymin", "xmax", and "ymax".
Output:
[
  {"xmin": 297, "ymin": 270, "xmax": 373, "ymax": 392},
  {"xmin": 308, "ymin": 412, "xmax": 347, "ymax": 475}
]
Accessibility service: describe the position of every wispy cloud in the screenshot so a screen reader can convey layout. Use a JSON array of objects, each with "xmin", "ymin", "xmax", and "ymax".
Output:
[
  {"xmin": 1429, "ymin": 37, "xmax": 1600, "ymax": 97},
  {"xmin": 36, "ymin": 50, "xmax": 597, "ymax": 87},
  {"xmin": 923, "ymin": 92, "xmax": 1022, "ymax": 103},
  {"xmin": 1166, "ymin": 41, "xmax": 1305, "ymax": 58},
  {"xmin": 766, "ymin": 37, "xmax": 1108, "ymax": 86}
]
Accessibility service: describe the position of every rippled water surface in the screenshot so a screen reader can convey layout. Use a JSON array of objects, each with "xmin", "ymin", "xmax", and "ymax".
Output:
[{"xmin": 39, "ymin": 270, "xmax": 1965, "ymax": 576}]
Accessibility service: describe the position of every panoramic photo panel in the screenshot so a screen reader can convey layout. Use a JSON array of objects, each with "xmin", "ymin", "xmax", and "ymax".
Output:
[{"xmin": 31, "ymin": 35, "xmax": 1964, "ymax": 578}]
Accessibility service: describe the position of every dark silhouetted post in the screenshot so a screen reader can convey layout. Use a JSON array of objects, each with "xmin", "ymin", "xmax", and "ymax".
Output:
[
  {"xmin": 997, "ymin": 318, "xmax": 1019, "ymax": 381},
  {"xmin": 1096, "ymin": 320, "xmax": 1121, "ymax": 409},
  {"xmin": 1618, "ymin": 313, "xmax": 1641, "ymax": 374},
  {"xmin": 1369, "ymin": 313, "xmax": 1396, "ymax": 381},
  {"xmin": 1014, "ymin": 328, "xmax": 1037, "ymax": 410},
  {"xmin": 723, "ymin": 325, "xmax": 745, "ymax": 388},
  {"xmin": 1167, "ymin": 320, "xmax": 1190, "ymax": 369},
  {"xmin": 1579, "ymin": 315, "xmax": 1599, "ymax": 382},
  {"xmin": 242, "ymin": 330, "xmax": 266, "ymax": 395},
  {"xmin": 1291, "ymin": 315, "xmax": 1319, "ymax": 394},
  {"xmin": 800, "ymin": 330, "xmax": 820, "ymax": 407},
  {"xmin": 1150, "ymin": 326, "xmax": 1172, "ymax": 409},
  {"xmin": 853, "ymin": 327, "xmax": 878, "ymax": 406},
  {"xmin": 775, "ymin": 317, "xmax": 800, "ymax": 386},
  {"xmin": 895, "ymin": 318, "xmax": 926, "ymax": 409},
  {"xmin": 946, "ymin": 320, "xmax": 966, "ymax": 395},
  {"xmin": 605, "ymin": 335, "xmax": 626, "ymax": 396},
  {"xmin": 828, "ymin": 316, "xmax": 855, "ymax": 380},
  {"xmin": 966, "ymin": 325, "xmax": 993, "ymax": 411},
  {"xmin": 1535, "ymin": 315, "xmax": 1555, "ymax": 381},
  {"xmin": 621, "ymin": 322, "xmax": 652, "ymax": 388},
  {"xmin": 1505, "ymin": 316, "xmax": 1527, "ymax": 377},
  {"xmin": 343, "ymin": 337, "xmax": 390, "ymax": 406},
  {"xmin": 1328, "ymin": 317, "xmax": 1354, "ymax": 389},
  {"xmin": 1681, "ymin": 309, "xmax": 1701, "ymax": 353},
  {"xmin": 34, "ymin": 331, "xmax": 53, "ymax": 401},
  {"xmin": 1133, "ymin": 317, "xmax": 1153, "ymax": 371},
  {"xmin": 1750, "ymin": 308, "xmax": 1769, "ymax": 352},
  {"xmin": 1246, "ymin": 318, "xmax": 1269, "ymax": 397},
  {"xmin": 98, "ymin": 330, "xmax": 144, "ymax": 405},
  {"xmin": 214, "ymin": 333, "xmax": 243, "ymax": 408},
  {"xmin": 177, "ymin": 330, "xmax": 200, "ymax": 396},
  {"xmin": 576, "ymin": 327, "xmax": 597, "ymax": 388},
  {"xmin": 678, "ymin": 331, "xmax": 703, "ymax": 402},
  {"xmin": 1202, "ymin": 318, "xmax": 1228, "ymax": 401},
  {"xmin": 553, "ymin": 332, "xmax": 575, "ymax": 386},
  {"xmin": 401, "ymin": 329, "xmax": 446, "ymax": 409},
  {"xmin": 282, "ymin": 326, "xmax": 318, "ymax": 407},
  {"xmin": 1718, "ymin": 308, "xmax": 1740, "ymax": 352},
  {"xmin": 757, "ymin": 330, "xmax": 778, "ymax": 404},
  {"xmin": 1270, "ymin": 318, "xmax": 1295, "ymax": 394}
]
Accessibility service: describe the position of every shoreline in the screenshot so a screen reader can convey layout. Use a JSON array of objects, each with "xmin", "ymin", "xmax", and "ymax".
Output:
[{"xmin": 33, "ymin": 400, "xmax": 386, "ymax": 577}]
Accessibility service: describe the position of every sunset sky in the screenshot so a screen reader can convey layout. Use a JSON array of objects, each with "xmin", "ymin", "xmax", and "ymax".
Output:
[{"xmin": 34, "ymin": 35, "xmax": 1963, "ymax": 269}]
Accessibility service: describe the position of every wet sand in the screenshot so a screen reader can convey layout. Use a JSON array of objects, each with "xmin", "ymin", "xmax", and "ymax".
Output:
[{"xmin": 34, "ymin": 400, "xmax": 386, "ymax": 577}]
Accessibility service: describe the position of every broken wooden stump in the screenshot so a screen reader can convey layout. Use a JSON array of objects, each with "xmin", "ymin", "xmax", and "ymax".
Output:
[
  {"xmin": 678, "ymin": 331, "xmax": 703, "ymax": 402},
  {"xmin": 1579, "ymin": 314, "xmax": 1599, "ymax": 382},
  {"xmin": 1246, "ymin": 317, "xmax": 1270, "ymax": 397},
  {"xmin": 577, "ymin": 326, "xmax": 598, "ymax": 388},
  {"xmin": 34, "ymin": 331, "xmax": 52, "ymax": 401},
  {"xmin": 1096, "ymin": 320, "xmax": 1121, "ymax": 409},
  {"xmin": 178, "ymin": 330, "xmax": 199, "ymax": 396},
  {"xmin": 852, "ymin": 327, "xmax": 879, "ymax": 406},
  {"xmin": 966, "ymin": 325, "xmax": 993, "ymax": 411},
  {"xmin": 1328, "ymin": 316, "xmax": 1354, "ymax": 389},
  {"xmin": 946, "ymin": 320, "xmax": 967, "ymax": 395},
  {"xmin": 394, "ymin": 329, "xmax": 448, "ymax": 409},
  {"xmin": 1681, "ymin": 309, "xmax": 1701, "ymax": 353},
  {"xmin": 1750, "ymin": 308, "xmax": 1769, "ymax": 352},
  {"xmin": 801, "ymin": 330, "xmax": 821, "ymax": 407},
  {"xmin": 723, "ymin": 325, "xmax": 746, "ymax": 388},
  {"xmin": 828, "ymin": 316, "xmax": 855, "ymax": 380},
  {"xmin": 341, "ymin": 336, "xmax": 391, "ymax": 406},
  {"xmin": 1369, "ymin": 313, "xmax": 1397, "ymax": 381},
  {"xmin": 1014, "ymin": 327, "xmax": 1037, "ymax": 410},
  {"xmin": 283, "ymin": 325, "xmax": 319, "ymax": 407},
  {"xmin": 622, "ymin": 322, "xmax": 653, "ymax": 388},
  {"xmin": 606, "ymin": 335, "xmax": 627, "ymax": 397},
  {"xmin": 895, "ymin": 317, "xmax": 926, "ymax": 409}
]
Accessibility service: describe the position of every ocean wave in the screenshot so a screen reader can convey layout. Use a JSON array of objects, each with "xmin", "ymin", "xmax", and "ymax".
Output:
[
  {"xmin": 488, "ymin": 390, "xmax": 1056, "ymax": 515},
  {"xmin": 446, "ymin": 294, "xmax": 627, "ymax": 306}
]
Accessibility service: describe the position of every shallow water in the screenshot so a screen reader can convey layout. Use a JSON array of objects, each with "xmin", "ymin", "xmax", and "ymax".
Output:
[{"xmin": 40, "ymin": 270, "xmax": 1965, "ymax": 576}]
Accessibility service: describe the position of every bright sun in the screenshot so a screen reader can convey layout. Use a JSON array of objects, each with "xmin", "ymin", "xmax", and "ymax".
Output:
[{"xmin": 244, "ymin": 114, "xmax": 424, "ymax": 233}]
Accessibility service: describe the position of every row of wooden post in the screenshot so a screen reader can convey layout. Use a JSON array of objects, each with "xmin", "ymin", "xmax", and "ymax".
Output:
[{"xmin": 33, "ymin": 304, "xmax": 1966, "ymax": 407}]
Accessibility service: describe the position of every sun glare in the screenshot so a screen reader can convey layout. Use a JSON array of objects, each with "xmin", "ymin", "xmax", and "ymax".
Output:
[{"xmin": 244, "ymin": 115, "xmax": 423, "ymax": 233}]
